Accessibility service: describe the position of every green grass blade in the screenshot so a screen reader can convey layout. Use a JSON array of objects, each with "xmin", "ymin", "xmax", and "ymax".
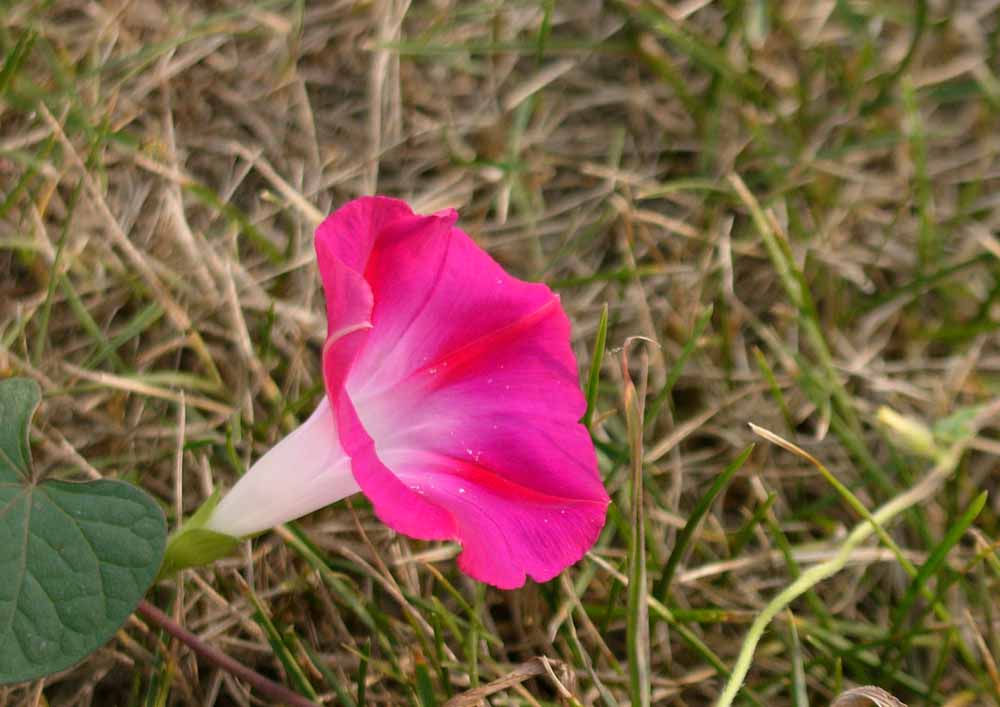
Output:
[
  {"xmin": 788, "ymin": 613, "xmax": 809, "ymax": 707},
  {"xmin": 729, "ymin": 491, "xmax": 776, "ymax": 557},
  {"xmin": 357, "ymin": 640, "xmax": 370, "ymax": 707},
  {"xmin": 889, "ymin": 491, "xmax": 988, "ymax": 636},
  {"xmin": 621, "ymin": 354, "xmax": 649, "ymax": 707},
  {"xmin": 413, "ymin": 658, "xmax": 438, "ymax": 707},
  {"xmin": 654, "ymin": 444, "xmax": 753, "ymax": 601},
  {"xmin": 645, "ymin": 302, "xmax": 713, "ymax": 431},
  {"xmin": 244, "ymin": 586, "xmax": 320, "ymax": 701},
  {"xmin": 300, "ymin": 641, "xmax": 357, "ymax": 707},
  {"xmin": 582, "ymin": 303, "xmax": 609, "ymax": 429},
  {"xmin": 0, "ymin": 30, "xmax": 36, "ymax": 96},
  {"xmin": 752, "ymin": 346, "xmax": 794, "ymax": 431}
]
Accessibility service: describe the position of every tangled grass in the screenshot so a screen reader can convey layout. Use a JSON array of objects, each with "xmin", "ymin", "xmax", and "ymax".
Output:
[{"xmin": 2, "ymin": 1, "xmax": 999, "ymax": 705}]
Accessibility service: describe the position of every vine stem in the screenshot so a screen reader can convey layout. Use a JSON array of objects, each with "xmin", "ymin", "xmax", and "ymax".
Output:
[
  {"xmin": 713, "ymin": 398, "xmax": 1000, "ymax": 707},
  {"xmin": 136, "ymin": 599, "xmax": 320, "ymax": 707}
]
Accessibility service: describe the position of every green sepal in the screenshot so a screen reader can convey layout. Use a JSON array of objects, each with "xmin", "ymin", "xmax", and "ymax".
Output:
[
  {"xmin": 159, "ymin": 489, "xmax": 240, "ymax": 578},
  {"xmin": 159, "ymin": 527, "xmax": 240, "ymax": 578}
]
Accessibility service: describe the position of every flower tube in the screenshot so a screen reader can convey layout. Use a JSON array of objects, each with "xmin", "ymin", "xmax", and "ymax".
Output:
[{"xmin": 171, "ymin": 196, "xmax": 609, "ymax": 588}]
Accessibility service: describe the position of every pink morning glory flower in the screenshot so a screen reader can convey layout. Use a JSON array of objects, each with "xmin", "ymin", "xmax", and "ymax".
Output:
[{"xmin": 202, "ymin": 196, "xmax": 609, "ymax": 588}]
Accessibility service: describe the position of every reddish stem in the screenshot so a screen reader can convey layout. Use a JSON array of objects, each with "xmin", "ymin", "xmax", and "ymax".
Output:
[{"xmin": 136, "ymin": 599, "xmax": 320, "ymax": 707}]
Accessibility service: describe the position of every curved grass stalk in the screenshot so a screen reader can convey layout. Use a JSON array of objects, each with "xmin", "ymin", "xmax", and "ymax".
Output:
[{"xmin": 713, "ymin": 405, "xmax": 996, "ymax": 707}]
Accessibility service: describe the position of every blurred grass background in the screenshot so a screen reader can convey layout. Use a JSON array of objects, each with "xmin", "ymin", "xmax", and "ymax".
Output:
[{"xmin": 2, "ymin": 0, "xmax": 1000, "ymax": 705}]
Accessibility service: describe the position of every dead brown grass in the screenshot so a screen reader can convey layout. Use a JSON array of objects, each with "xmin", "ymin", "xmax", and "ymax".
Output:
[{"xmin": 2, "ymin": 1, "xmax": 1000, "ymax": 705}]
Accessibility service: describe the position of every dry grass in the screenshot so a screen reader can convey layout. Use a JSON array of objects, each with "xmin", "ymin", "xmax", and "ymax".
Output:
[{"xmin": 2, "ymin": 0, "xmax": 1000, "ymax": 705}]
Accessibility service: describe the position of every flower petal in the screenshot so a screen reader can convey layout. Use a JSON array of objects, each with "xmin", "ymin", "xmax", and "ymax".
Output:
[
  {"xmin": 379, "ymin": 296, "xmax": 607, "ymax": 505},
  {"xmin": 203, "ymin": 398, "xmax": 359, "ymax": 538},
  {"xmin": 316, "ymin": 196, "xmax": 609, "ymax": 587},
  {"xmin": 315, "ymin": 197, "xmax": 461, "ymax": 539},
  {"xmin": 384, "ymin": 448, "xmax": 607, "ymax": 589}
]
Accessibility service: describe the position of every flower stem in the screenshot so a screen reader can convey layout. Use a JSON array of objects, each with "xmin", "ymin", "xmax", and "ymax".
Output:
[{"xmin": 136, "ymin": 600, "xmax": 320, "ymax": 707}]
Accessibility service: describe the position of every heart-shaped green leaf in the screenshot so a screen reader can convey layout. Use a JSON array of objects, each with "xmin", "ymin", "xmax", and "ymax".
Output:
[{"xmin": 0, "ymin": 378, "xmax": 166, "ymax": 684}]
